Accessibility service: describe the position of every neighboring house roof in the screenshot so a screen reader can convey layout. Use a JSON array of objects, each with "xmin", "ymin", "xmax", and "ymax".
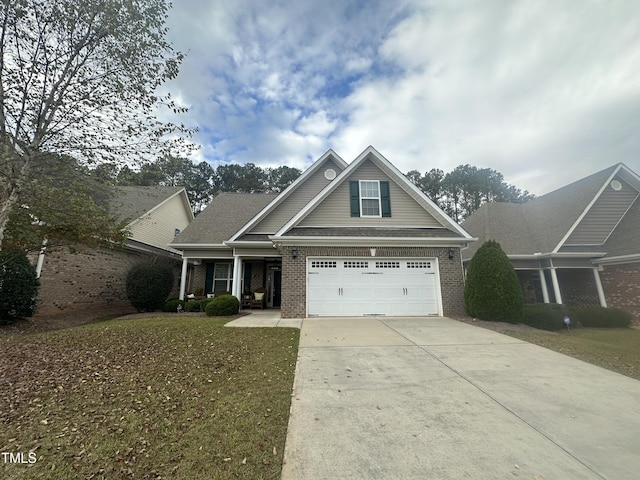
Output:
[
  {"xmin": 462, "ymin": 163, "xmax": 640, "ymax": 260},
  {"xmin": 111, "ymin": 186, "xmax": 186, "ymax": 224},
  {"xmin": 110, "ymin": 186, "xmax": 194, "ymax": 255},
  {"xmin": 173, "ymin": 193, "xmax": 277, "ymax": 246}
]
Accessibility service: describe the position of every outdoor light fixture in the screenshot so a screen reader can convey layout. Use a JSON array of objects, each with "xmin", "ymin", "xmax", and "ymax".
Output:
[
  {"xmin": 448, "ymin": 248, "xmax": 455, "ymax": 260},
  {"xmin": 292, "ymin": 247, "xmax": 298, "ymax": 259}
]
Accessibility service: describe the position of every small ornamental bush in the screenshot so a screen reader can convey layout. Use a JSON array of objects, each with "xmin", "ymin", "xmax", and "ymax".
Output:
[
  {"xmin": 205, "ymin": 294, "xmax": 240, "ymax": 317},
  {"xmin": 163, "ymin": 298, "xmax": 184, "ymax": 312},
  {"xmin": 184, "ymin": 300, "xmax": 201, "ymax": 312},
  {"xmin": 126, "ymin": 263, "xmax": 174, "ymax": 312},
  {"xmin": 522, "ymin": 303, "xmax": 573, "ymax": 331},
  {"xmin": 464, "ymin": 240, "xmax": 524, "ymax": 322},
  {"xmin": 573, "ymin": 306, "xmax": 632, "ymax": 328},
  {"xmin": 200, "ymin": 298, "xmax": 214, "ymax": 311},
  {"xmin": 0, "ymin": 252, "xmax": 40, "ymax": 323}
]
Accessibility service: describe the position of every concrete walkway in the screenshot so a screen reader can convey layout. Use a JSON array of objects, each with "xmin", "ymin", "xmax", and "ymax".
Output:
[{"xmin": 281, "ymin": 317, "xmax": 640, "ymax": 480}]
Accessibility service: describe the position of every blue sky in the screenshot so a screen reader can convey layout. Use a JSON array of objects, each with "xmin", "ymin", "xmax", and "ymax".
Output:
[{"xmin": 163, "ymin": 0, "xmax": 640, "ymax": 195}]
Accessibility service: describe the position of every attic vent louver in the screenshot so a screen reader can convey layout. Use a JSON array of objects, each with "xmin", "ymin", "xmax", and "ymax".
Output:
[
  {"xmin": 324, "ymin": 168, "xmax": 336, "ymax": 180},
  {"xmin": 610, "ymin": 180, "xmax": 622, "ymax": 191}
]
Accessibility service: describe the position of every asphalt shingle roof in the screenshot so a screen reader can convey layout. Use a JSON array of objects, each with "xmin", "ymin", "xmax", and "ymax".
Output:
[
  {"xmin": 111, "ymin": 186, "xmax": 183, "ymax": 224},
  {"xmin": 462, "ymin": 165, "xmax": 619, "ymax": 259},
  {"xmin": 173, "ymin": 193, "xmax": 277, "ymax": 244}
]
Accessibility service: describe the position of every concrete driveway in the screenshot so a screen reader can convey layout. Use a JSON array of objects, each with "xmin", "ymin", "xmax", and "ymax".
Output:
[{"xmin": 281, "ymin": 317, "xmax": 640, "ymax": 480}]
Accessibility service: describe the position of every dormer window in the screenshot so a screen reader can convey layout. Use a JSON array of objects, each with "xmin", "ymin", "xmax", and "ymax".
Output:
[{"xmin": 350, "ymin": 180, "xmax": 391, "ymax": 217}]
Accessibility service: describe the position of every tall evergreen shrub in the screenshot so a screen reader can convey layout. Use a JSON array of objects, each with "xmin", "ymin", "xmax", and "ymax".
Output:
[
  {"xmin": 126, "ymin": 263, "xmax": 174, "ymax": 312},
  {"xmin": 0, "ymin": 252, "xmax": 40, "ymax": 323},
  {"xmin": 464, "ymin": 240, "xmax": 524, "ymax": 322}
]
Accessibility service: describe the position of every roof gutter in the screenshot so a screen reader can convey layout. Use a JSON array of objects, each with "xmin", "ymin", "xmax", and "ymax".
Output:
[{"xmin": 269, "ymin": 235, "xmax": 476, "ymax": 247}]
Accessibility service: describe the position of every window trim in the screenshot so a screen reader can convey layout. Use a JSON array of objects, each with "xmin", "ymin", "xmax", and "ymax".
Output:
[
  {"xmin": 359, "ymin": 180, "xmax": 382, "ymax": 218},
  {"xmin": 212, "ymin": 262, "xmax": 233, "ymax": 293}
]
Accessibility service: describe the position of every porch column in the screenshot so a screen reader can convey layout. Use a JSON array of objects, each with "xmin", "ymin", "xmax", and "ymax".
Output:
[
  {"xmin": 232, "ymin": 255, "xmax": 242, "ymax": 300},
  {"xmin": 593, "ymin": 267, "xmax": 608, "ymax": 307},
  {"xmin": 538, "ymin": 268, "xmax": 550, "ymax": 303},
  {"xmin": 179, "ymin": 257, "xmax": 189, "ymax": 300},
  {"xmin": 549, "ymin": 267, "xmax": 563, "ymax": 304}
]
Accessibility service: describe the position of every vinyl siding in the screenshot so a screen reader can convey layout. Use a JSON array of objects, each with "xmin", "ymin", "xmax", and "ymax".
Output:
[
  {"xmin": 128, "ymin": 194, "xmax": 192, "ymax": 253},
  {"xmin": 565, "ymin": 177, "xmax": 639, "ymax": 246},
  {"xmin": 299, "ymin": 159, "xmax": 443, "ymax": 228},
  {"xmin": 250, "ymin": 157, "xmax": 343, "ymax": 233}
]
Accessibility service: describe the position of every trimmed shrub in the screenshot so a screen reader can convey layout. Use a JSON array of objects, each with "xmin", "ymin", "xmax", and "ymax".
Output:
[
  {"xmin": 464, "ymin": 240, "xmax": 524, "ymax": 322},
  {"xmin": 0, "ymin": 252, "xmax": 40, "ymax": 323},
  {"xmin": 163, "ymin": 298, "xmax": 184, "ymax": 312},
  {"xmin": 200, "ymin": 298, "xmax": 214, "ymax": 311},
  {"xmin": 522, "ymin": 303, "xmax": 573, "ymax": 331},
  {"xmin": 184, "ymin": 300, "xmax": 201, "ymax": 312},
  {"xmin": 573, "ymin": 306, "xmax": 632, "ymax": 328},
  {"xmin": 126, "ymin": 263, "xmax": 174, "ymax": 312},
  {"xmin": 205, "ymin": 294, "xmax": 240, "ymax": 317}
]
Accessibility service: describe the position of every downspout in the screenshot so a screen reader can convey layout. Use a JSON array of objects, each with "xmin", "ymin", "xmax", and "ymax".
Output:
[{"xmin": 35, "ymin": 239, "xmax": 48, "ymax": 278}]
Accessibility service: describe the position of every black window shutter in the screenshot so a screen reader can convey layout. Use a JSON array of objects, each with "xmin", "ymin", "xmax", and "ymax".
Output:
[
  {"xmin": 381, "ymin": 181, "xmax": 391, "ymax": 217},
  {"xmin": 349, "ymin": 181, "xmax": 360, "ymax": 217}
]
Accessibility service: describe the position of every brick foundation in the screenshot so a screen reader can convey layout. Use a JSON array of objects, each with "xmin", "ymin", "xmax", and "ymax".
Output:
[{"xmin": 280, "ymin": 246, "xmax": 465, "ymax": 318}]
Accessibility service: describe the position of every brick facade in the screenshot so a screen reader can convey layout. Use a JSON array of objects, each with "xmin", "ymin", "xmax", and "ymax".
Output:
[
  {"xmin": 34, "ymin": 246, "xmax": 182, "ymax": 315},
  {"xmin": 557, "ymin": 269, "xmax": 600, "ymax": 308},
  {"xmin": 280, "ymin": 245, "xmax": 465, "ymax": 318},
  {"xmin": 600, "ymin": 263, "xmax": 640, "ymax": 324}
]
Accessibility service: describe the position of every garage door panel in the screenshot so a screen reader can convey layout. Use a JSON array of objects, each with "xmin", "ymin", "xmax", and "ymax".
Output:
[{"xmin": 307, "ymin": 258, "xmax": 441, "ymax": 317}]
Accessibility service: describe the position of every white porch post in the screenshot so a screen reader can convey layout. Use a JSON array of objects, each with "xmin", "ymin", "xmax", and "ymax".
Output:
[
  {"xmin": 549, "ymin": 267, "xmax": 563, "ymax": 304},
  {"xmin": 179, "ymin": 257, "xmax": 189, "ymax": 300},
  {"xmin": 538, "ymin": 268, "xmax": 550, "ymax": 303},
  {"xmin": 593, "ymin": 267, "xmax": 608, "ymax": 307},
  {"xmin": 232, "ymin": 255, "xmax": 242, "ymax": 300}
]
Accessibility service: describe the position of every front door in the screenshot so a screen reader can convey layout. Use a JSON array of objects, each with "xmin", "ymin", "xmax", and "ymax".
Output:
[{"xmin": 267, "ymin": 264, "xmax": 282, "ymax": 308}]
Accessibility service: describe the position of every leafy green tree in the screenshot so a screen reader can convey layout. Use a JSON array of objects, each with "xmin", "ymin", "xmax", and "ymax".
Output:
[
  {"xmin": 0, "ymin": 0, "xmax": 192, "ymax": 250},
  {"xmin": 407, "ymin": 165, "xmax": 534, "ymax": 222},
  {"xmin": 3, "ymin": 154, "xmax": 126, "ymax": 254},
  {"xmin": 265, "ymin": 165, "xmax": 301, "ymax": 192},
  {"xmin": 0, "ymin": 251, "xmax": 39, "ymax": 322},
  {"xmin": 464, "ymin": 240, "xmax": 524, "ymax": 322},
  {"xmin": 214, "ymin": 163, "xmax": 267, "ymax": 193}
]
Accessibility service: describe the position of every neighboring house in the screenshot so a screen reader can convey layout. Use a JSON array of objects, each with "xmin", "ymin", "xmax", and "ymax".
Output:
[
  {"xmin": 35, "ymin": 186, "xmax": 194, "ymax": 315},
  {"xmin": 172, "ymin": 146, "xmax": 475, "ymax": 318},
  {"xmin": 462, "ymin": 163, "xmax": 640, "ymax": 322}
]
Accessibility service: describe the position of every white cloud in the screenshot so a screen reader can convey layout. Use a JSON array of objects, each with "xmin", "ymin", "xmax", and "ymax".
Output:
[{"xmin": 162, "ymin": 0, "xmax": 640, "ymax": 195}]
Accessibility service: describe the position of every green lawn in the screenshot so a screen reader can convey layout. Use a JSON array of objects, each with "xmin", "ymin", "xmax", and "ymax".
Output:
[
  {"xmin": 506, "ymin": 328, "xmax": 640, "ymax": 380},
  {"xmin": 0, "ymin": 316, "xmax": 299, "ymax": 480}
]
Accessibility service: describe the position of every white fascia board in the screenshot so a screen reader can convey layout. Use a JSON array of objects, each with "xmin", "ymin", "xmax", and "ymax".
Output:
[
  {"xmin": 553, "ymin": 164, "xmax": 623, "ymax": 253},
  {"xmin": 170, "ymin": 243, "xmax": 230, "ymax": 249},
  {"xmin": 269, "ymin": 235, "xmax": 475, "ymax": 247},
  {"xmin": 224, "ymin": 241, "xmax": 275, "ymax": 249},
  {"xmin": 227, "ymin": 150, "xmax": 348, "ymax": 243},
  {"xmin": 593, "ymin": 253, "xmax": 640, "ymax": 266},
  {"xmin": 511, "ymin": 252, "xmax": 608, "ymax": 260}
]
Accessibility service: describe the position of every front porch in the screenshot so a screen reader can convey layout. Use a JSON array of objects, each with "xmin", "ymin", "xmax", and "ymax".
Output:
[
  {"xmin": 511, "ymin": 253, "xmax": 608, "ymax": 308},
  {"xmin": 178, "ymin": 254, "xmax": 283, "ymax": 309}
]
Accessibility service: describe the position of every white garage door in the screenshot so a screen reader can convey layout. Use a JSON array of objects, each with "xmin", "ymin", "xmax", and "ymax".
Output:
[{"xmin": 307, "ymin": 258, "xmax": 441, "ymax": 317}]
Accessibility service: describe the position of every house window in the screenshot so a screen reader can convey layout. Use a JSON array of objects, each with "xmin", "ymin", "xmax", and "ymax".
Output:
[
  {"xmin": 213, "ymin": 263, "xmax": 233, "ymax": 293},
  {"xmin": 350, "ymin": 180, "xmax": 391, "ymax": 217},
  {"xmin": 360, "ymin": 180, "xmax": 381, "ymax": 217}
]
